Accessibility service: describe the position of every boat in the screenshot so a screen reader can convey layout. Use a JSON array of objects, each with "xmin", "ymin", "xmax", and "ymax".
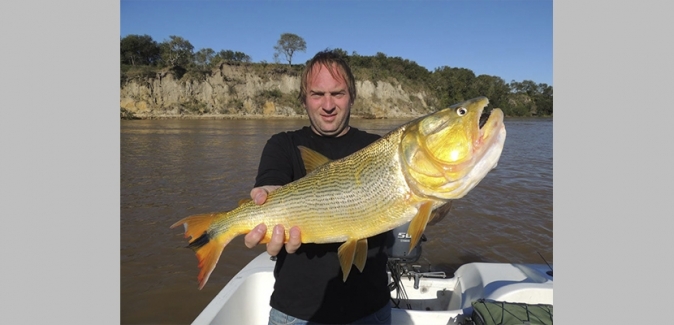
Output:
[{"xmin": 191, "ymin": 224, "xmax": 553, "ymax": 325}]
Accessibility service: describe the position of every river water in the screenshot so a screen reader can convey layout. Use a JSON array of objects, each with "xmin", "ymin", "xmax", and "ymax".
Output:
[{"xmin": 120, "ymin": 117, "xmax": 553, "ymax": 324}]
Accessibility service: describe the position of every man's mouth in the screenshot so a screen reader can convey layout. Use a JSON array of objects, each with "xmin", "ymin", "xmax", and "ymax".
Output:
[{"xmin": 321, "ymin": 114, "xmax": 337, "ymax": 122}]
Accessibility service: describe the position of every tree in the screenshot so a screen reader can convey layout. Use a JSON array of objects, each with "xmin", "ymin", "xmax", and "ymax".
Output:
[
  {"xmin": 432, "ymin": 66, "xmax": 477, "ymax": 106},
  {"xmin": 534, "ymin": 83, "xmax": 553, "ymax": 116},
  {"xmin": 120, "ymin": 34, "xmax": 160, "ymax": 66},
  {"xmin": 273, "ymin": 33, "xmax": 306, "ymax": 65},
  {"xmin": 194, "ymin": 48, "xmax": 215, "ymax": 68},
  {"xmin": 471, "ymin": 75, "xmax": 510, "ymax": 111},
  {"xmin": 332, "ymin": 48, "xmax": 349, "ymax": 58},
  {"xmin": 510, "ymin": 80, "xmax": 539, "ymax": 97},
  {"xmin": 159, "ymin": 35, "xmax": 194, "ymax": 67},
  {"xmin": 212, "ymin": 50, "xmax": 252, "ymax": 66},
  {"xmin": 506, "ymin": 80, "xmax": 553, "ymax": 116},
  {"xmin": 331, "ymin": 48, "xmax": 350, "ymax": 65}
]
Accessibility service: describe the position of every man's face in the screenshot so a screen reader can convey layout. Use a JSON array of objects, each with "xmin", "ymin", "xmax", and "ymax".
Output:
[{"xmin": 304, "ymin": 64, "xmax": 351, "ymax": 137}]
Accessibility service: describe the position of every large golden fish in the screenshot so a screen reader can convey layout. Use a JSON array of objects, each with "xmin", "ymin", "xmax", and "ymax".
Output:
[{"xmin": 171, "ymin": 96, "xmax": 506, "ymax": 289}]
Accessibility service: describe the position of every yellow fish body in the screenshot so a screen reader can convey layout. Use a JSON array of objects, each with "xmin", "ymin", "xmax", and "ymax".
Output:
[{"xmin": 171, "ymin": 96, "xmax": 506, "ymax": 289}]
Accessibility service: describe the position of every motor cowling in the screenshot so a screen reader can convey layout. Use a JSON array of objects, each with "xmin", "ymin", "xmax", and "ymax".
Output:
[{"xmin": 386, "ymin": 221, "xmax": 425, "ymax": 263}]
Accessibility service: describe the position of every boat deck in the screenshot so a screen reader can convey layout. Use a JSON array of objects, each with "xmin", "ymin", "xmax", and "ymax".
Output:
[{"xmin": 193, "ymin": 253, "xmax": 553, "ymax": 325}]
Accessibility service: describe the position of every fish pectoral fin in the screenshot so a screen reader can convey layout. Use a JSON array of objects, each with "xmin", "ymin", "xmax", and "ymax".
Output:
[
  {"xmin": 354, "ymin": 239, "xmax": 368, "ymax": 273},
  {"xmin": 298, "ymin": 146, "xmax": 332, "ymax": 174},
  {"xmin": 427, "ymin": 201, "xmax": 452, "ymax": 226},
  {"xmin": 337, "ymin": 239, "xmax": 359, "ymax": 282},
  {"xmin": 407, "ymin": 201, "xmax": 433, "ymax": 253}
]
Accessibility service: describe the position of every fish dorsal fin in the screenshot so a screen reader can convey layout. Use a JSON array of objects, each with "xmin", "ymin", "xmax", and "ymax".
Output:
[
  {"xmin": 406, "ymin": 201, "xmax": 433, "ymax": 253},
  {"xmin": 337, "ymin": 238, "xmax": 369, "ymax": 281},
  {"xmin": 298, "ymin": 146, "xmax": 332, "ymax": 174}
]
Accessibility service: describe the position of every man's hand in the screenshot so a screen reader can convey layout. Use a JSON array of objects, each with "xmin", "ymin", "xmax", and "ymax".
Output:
[
  {"xmin": 243, "ymin": 185, "xmax": 302, "ymax": 255},
  {"xmin": 250, "ymin": 185, "xmax": 280, "ymax": 205},
  {"xmin": 245, "ymin": 223, "xmax": 301, "ymax": 255}
]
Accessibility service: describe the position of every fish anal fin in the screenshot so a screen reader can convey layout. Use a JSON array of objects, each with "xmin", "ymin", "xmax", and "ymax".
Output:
[
  {"xmin": 354, "ymin": 238, "xmax": 368, "ymax": 273},
  {"xmin": 407, "ymin": 201, "xmax": 433, "ymax": 253},
  {"xmin": 337, "ymin": 239, "xmax": 358, "ymax": 282},
  {"xmin": 298, "ymin": 146, "xmax": 332, "ymax": 174}
]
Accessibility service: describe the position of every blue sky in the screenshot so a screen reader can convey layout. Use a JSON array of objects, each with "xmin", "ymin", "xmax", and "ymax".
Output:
[{"xmin": 121, "ymin": 0, "xmax": 552, "ymax": 86}]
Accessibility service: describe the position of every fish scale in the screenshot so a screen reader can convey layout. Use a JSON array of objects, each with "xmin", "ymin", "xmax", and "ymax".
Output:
[{"xmin": 171, "ymin": 96, "xmax": 506, "ymax": 289}]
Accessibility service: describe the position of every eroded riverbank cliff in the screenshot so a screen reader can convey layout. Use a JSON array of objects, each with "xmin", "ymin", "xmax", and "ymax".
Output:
[{"xmin": 120, "ymin": 63, "xmax": 436, "ymax": 119}]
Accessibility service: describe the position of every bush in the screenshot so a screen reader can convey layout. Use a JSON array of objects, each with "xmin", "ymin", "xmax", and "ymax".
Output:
[
  {"xmin": 181, "ymin": 100, "xmax": 208, "ymax": 114},
  {"xmin": 181, "ymin": 68, "xmax": 210, "ymax": 83},
  {"xmin": 120, "ymin": 107, "xmax": 138, "ymax": 120}
]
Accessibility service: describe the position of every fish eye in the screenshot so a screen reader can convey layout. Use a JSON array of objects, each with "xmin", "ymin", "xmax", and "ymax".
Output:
[{"xmin": 456, "ymin": 107, "xmax": 467, "ymax": 116}]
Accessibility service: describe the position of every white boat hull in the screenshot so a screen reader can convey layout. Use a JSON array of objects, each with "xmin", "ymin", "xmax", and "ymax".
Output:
[{"xmin": 192, "ymin": 253, "xmax": 553, "ymax": 325}]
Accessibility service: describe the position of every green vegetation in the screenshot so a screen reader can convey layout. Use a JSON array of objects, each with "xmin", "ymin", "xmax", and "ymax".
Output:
[
  {"xmin": 257, "ymin": 89, "xmax": 300, "ymax": 111},
  {"xmin": 120, "ymin": 34, "xmax": 552, "ymax": 117},
  {"xmin": 182, "ymin": 99, "xmax": 208, "ymax": 114},
  {"xmin": 221, "ymin": 98, "xmax": 244, "ymax": 114},
  {"xmin": 273, "ymin": 33, "xmax": 307, "ymax": 65}
]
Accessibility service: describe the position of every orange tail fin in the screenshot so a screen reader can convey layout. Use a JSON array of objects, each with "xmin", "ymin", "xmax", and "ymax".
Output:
[{"xmin": 171, "ymin": 213, "xmax": 235, "ymax": 290}]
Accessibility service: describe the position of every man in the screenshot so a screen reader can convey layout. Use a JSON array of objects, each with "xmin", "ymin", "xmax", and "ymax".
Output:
[{"xmin": 244, "ymin": 49, "xmax": 392, "ymax": 324}]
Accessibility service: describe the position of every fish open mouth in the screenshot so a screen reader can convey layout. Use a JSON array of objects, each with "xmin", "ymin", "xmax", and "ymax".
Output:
[
  {"xmin": 479, "ymin": 111, "xmax": 490, "ymax": 129},
  {"xmin": 476, "ymin": 104, "xmax": 505, "ymax": 151}
]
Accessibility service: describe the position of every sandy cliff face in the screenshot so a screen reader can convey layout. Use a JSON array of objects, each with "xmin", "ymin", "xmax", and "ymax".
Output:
[{"xmin": 120, "ymin": 63, "xmax": 434, "ymax": 118}]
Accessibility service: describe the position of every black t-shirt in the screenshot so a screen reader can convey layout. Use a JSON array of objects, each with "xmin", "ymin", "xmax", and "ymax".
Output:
[{"xmin": 254, "ymin": 126, "xmax": 392, "ymax": 323}]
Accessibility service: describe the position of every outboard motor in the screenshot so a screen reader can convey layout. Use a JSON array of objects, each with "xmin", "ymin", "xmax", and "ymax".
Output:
[
  {"xmin": 386, "ymin": 221, "xmax": 425, "ymax": 263},
  {"xmin": 387, "ymin": 201, "xmax": 451, "ymax": 263},
  {"xmin": 387, "ymin": 205, "xmax": 451, "ymax": 302},
  {"xmin": 387, "ymin": 221, "xmax": 431, "ymax": 303}
]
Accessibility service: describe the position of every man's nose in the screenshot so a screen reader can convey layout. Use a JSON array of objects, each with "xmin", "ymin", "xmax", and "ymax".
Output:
[{"xmin": 322, "ymin": 95, "xmax": 335, "ymax": 110}]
